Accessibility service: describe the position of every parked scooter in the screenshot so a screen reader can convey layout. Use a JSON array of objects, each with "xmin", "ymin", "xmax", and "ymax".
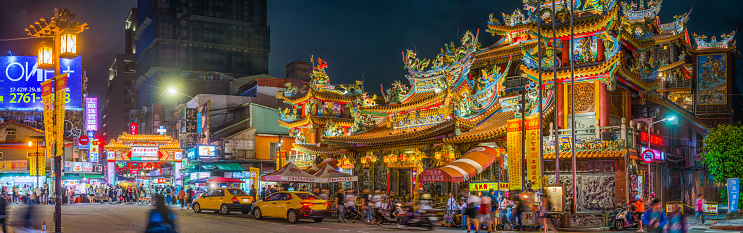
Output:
[
  {"xmin": 612, "ymin": 204, "xmax": 639, "ymax": 231},
  {"xmin": 376, "ymin": 203, "xmax": 402, "ymax": 224}
]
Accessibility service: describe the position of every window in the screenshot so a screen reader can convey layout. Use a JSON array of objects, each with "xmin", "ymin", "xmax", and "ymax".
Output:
[
  {"xmin": 205, "ymin": 190, "xmax": 214, "ymax": 197},
  {"xmin": 296, "ymin": 193, "xmax": 321, "ymax": 200},
  {"xmin": 269, "ymin": 142, "xmax": 279, "ymax": 159},
  {"xmin": 6, "ymin": 129, "xmax": 15, "ymax": 135},
  {"xmin": 700, "ymin": 173, "xmax": 705, "ymax": 186},
  {"xmin": 227, "ymin": 189, "xmax": 247, "ymax": 196},
  {"xmin": 278, "ymin": 193, "xmax": 292, "ymax": 201},
  {"xmin": 214, "ymin": 189, "xmax": 225, "ymax": 197},
  {"xmin": 670, "ymin": 172, "xmax": 681, "ymax": 186},
  {"xmin": 266, "ymin": 193, "xmax": 281, "ymax": 201},
  {"xmin": 708, "ymin": 174, "xmax": 715, "ymax": 186},
  {"xmin": 0, "ymin": 152, "xmax": 3, "ymax": 159},
  {"xmin": 696, "ymin": 133, "xmax": 704, "ymax": 153}
]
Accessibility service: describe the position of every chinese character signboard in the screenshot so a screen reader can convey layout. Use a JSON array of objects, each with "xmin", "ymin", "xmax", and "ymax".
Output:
[
  {"xmin": 507, "ymin": 119, "xmax": 523, "ymax": 191},
  {"xmin": 525, "ymin": 117, "xmax": 541, "ymax": 190},
  {"xmin": 0, "ymin": 56, "xmax": 83, "ymax": 109},
  {"xmin": 729, "ymin": 178, "xmax": 739, "ymax": 212},
  {"xmin": 131, "ymin": 147, "xmax": 159, "ymax": 159},
  {"xmin": 185, "ymin": 121, "xmax": 197, "ymax": 134},
  {"xmin": 152, "ymin": 104, "xmax": 161, "ymax": 134},
  {"xmin": 469, "ymin": 182, "xmax": 508, "ymax": 192},
  {"xmin": 185, "ymin": 108, "xmax": 197, "ymax": 121},
  {"xmin": 197, "ymin": 112, "xmax": 203, "ymax": 134},
  {"xmin": 85, "ymin": 97, "xmax": 97, "ymax": 131},
  {"xmin": 639, "ymin": 132, "xmax": 663, "ymax": 146},
  {"xmin": 90, "ymin": 139, "xmax": 99, "ymax": 163}
]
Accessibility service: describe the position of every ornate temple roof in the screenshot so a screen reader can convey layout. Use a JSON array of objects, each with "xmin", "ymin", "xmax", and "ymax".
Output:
[
  {"xmin": 323, "ymin": 119, "xmax": 455, "ymax": 145},
  {"xmin": 486, "ymin": 6, "xmax": 619, "ymax": 41},
  {"xmin": 293, "ymin": 143, "xmax": 352, "ymax": 155},
  {"xmin": 279, "ymin": 115, "xmax": 354, "ymax": 129},
  {"xmin": 443, "ymin": 111, "xmax": 515, "ymax": 144},
  {"xmin": 360, "ymin": 91, "xmax": 445, "ymax": 114},
  {"xmin": 543, "ymin": 150, "xmax": 625, "ymax": 159}
]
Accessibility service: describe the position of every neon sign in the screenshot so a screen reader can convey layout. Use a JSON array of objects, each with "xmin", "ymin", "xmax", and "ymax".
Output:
[
  {"xmin": 85, "ymin": 97, "xmax": 97, "ymax": 131},
  {"xmin": 0, "ymin": 56, "xmax": 82, "ymax": 109},
  {"xmin": 639, "ymin": 132, "xmax": 663, "ymax": 146}
]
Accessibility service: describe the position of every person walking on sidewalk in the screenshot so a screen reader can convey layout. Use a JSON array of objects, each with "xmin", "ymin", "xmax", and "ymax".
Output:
[
  {"xmin": 694, "ymin": 194, "xmax": 706, "ymax": 225},
  {"xmin": 336, "ymin": 188, "xmax": 346, "ymax": 223},
  {"xmin": 642, "ymin": 199, "xmax": 666, "ymax": 233},
  {"xmin": 178, "ymin": 188, "xmax": 185, "ymax": 210}
]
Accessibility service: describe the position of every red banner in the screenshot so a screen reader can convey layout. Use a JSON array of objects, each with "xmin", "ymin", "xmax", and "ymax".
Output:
[
  {"xmin": 507, "ymin": 119, "xmax": 523, "ymax": 191},
  {"xmin": 54, "ymin": 74, "xmax": 67, "ymax": 158},
  {"xmin": 41, "ymin": 79, "xmax": 55, "ymax": 159}
]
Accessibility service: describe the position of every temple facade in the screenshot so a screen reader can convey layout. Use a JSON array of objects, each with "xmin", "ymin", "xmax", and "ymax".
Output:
[{"xmin": 278, "ymin": 0, "xmax": 738, "ymax": 219}]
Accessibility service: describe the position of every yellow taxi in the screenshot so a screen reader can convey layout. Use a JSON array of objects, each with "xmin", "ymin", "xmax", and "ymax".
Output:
[
  {"xmin": 192, "ymin": 188, "xmax": 254, "ymax": 215},
  {"xmin": 252, "ymin": 191, "xmax": 329, "ymax": 223}
]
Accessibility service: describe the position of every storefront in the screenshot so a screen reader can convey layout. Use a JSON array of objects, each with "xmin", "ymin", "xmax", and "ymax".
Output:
[{"xmin": 104, "ymin": 133, "xmax": 183, "ymax": 186}]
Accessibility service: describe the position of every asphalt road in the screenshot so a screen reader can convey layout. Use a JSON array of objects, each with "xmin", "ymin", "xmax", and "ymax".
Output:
[{"xmin": 2, "ymin": 204, "xmax": 733, "ymax": 233}]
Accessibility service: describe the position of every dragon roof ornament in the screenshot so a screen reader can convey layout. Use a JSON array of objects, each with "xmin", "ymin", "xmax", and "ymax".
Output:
[
  {"xmin": 657, "ymin": 9, "xmax": 691, "ymax": 35},
  {"xmin": 400, "ymin": 30, "xmax": 479, "ymax": 94},
  {"xmin": 693, "ymin": 30, "xmax": 737, "ymax": 50},
  {"xmin": 621, "ymin": 0, "xmax": 662, "ymax": 23}
]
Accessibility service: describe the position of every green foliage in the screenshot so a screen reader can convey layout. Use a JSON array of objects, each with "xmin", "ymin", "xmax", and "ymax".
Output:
[{"xmin": 701, "ymin": 124, "xmax": 743, "ymax": 184}]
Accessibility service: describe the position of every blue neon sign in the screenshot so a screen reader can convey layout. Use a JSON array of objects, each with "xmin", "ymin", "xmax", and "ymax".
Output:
[{"xmin": 0, "ymin": 56, "xmax": 83, "ymax": 110}]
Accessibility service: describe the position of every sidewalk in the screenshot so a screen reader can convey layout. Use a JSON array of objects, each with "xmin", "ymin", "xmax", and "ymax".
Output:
[{"xmin": 710, "ymin": 218, "xmax": 743, "ymax": 231}]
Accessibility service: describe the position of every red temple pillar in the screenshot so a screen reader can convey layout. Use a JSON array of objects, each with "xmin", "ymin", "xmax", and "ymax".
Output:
[
  {"xmin": 597, "ymin": 37, "xmax": 605, "ymax": 62},
  {"xmin": 599, "ymin": 82, "xmax": 609, "ymax": 127},
  {"xmin": 561, "ymin": 39, "xmax": 570, "ymax": 67},
  {"xmin": 557, "ymin": 81, "xmax": 565, "ymax": 129}
]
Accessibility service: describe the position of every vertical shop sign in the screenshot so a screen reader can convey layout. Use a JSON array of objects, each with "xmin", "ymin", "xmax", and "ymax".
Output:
[
  {"xmin": 525, "ymin": 117, "xmax": 541, "ymax": 190},
  {"xmin": 152, "ymin": 104, "xmax": 161, "ymax": 134},
  {"xmin": 250, "ymin": 167, "xmax": 260, "ymax": 191},
  {"xmin": 41, "ymin": 79, "xmax": 55, "ymax": 159},
  {"xmin": 85, "ymin": 97, "xmax": 97, "ymax": 131},
  {"xmin": 728, "ymin": 178, "xmax": 739, "ymax": 212},
  {"xmin": 507, "ymin": 118, "xmax": 523, "ymax": 191},
  {"xmin": 54, "ymin": 74, "xmax": 67, "ymax": 157}
]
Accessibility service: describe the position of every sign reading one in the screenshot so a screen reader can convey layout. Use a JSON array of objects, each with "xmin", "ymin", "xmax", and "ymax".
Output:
[
  {"xmin": 641, "ymin": 149, "xmax": 656, "ymax": 163},
  {"xmin": 0, "ymin": 56, "xmax": 83, "ymax": 109},
  {"xmin": 131, "ymin": 147, "xmax": 158, "ymax": 159},
  {"xmin": 85, "ymin": 97, "xmax": 97, "ymax": 131}
]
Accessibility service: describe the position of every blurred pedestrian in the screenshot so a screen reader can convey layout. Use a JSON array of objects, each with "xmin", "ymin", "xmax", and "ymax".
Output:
[
  {"xmin": 345, "ymin": 190, "xmax": 357, "ymax": 223},
  {"xmin": 667, "ymin": 208, "xmax": 686, "ymax": 233},
  {"xmin": 17, "ymin": 200, "xmax": 36, "ymax": 232},
  {"xmin": 694, "ymin": 194, "xmax": 706, "ymax": 225},
  {"xmin": 540, "ymin": 193, "xmax": 556, "ymax": 233},
  {"xmin": 479, "ymin": 192, "xmax": 492, "ymax": 233},
  {"xmin": 465, "ymin": 192, "xmax": 479, "ymax": 233},
  {"xmin": 336, "ymin": 188, "xmax": 346, "ymax": 223},
  {"xmin": 145, "ymin": 194, "xmax": 178, "ymax": 233},
  {"xmin": 0, "ymin": 193, "xmax": 7, "ymax": 233},
  {"xmin": 178, "ymin": 188, "xmax": 185, "ymax": 210},
  {"xmin": 642, "ymin": 199, "xmax": 666, "ymax": 233}
]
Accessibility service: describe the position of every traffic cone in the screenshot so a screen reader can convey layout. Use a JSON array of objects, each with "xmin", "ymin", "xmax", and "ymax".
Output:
[{"xmin": 42, "ymin": 221, "xmax": 46, "ymax": 233}]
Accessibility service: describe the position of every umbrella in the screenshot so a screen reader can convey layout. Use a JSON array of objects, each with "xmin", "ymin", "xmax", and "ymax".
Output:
[
  {"xmin": 186, "ymin": 177, "xmax": 211, "ymax": 185},
  {"xmin": 314, "ymin": 164, "xmax": 357, "ymax": 183},
  {"xmin": 261, "ymin": 162, "xmax": 322, "ymax": 183},
  {"xmin": 207, "ymin": 177, "xmax": 245, "ymax": 183}
]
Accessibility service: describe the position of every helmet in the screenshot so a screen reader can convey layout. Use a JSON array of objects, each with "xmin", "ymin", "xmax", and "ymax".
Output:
[{"xmin": 650, "ymin": 192, "xmax": 656, "ymax": 198}]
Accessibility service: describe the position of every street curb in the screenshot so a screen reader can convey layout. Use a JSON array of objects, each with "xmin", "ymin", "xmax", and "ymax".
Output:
[
  {"xmin": 710, "ymin": 225, "xmax": 743, "ymax": 231},
  {"xmin": 556, "ymin": 227, "xmax": 611, "ymax": 232}
]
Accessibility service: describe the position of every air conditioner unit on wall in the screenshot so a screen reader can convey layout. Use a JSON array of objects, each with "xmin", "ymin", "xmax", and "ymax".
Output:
[{"xmin": 684, "ymin": 147, "xmax": 695, "ymax": 168}]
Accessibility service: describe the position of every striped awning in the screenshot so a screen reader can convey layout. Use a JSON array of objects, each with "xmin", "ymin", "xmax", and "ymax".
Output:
[{"xmin": 419, "ymin": 146, "xmax": 500, "ymax": 183}]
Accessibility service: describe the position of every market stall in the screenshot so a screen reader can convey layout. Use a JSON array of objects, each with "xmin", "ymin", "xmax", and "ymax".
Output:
[
  {"xmin": 314, "ymin": 164, "xmax": 357, "ymax": 183},
  {"xmin": 418, "ymin": 146, "xmax": 499, "ymax": 182},
  {"xmin": 261, "ymin": 162, "xmax": 322, "ymax": 183}
]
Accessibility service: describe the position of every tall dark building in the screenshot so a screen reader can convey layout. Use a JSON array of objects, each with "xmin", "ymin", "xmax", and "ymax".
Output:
[
  {"xmin": 103, "ymin": 9, "xmax": 138, "ymax": 140},
  {"xmin": 134, "ymin": 0, "xmax": 270, "ymax": 108}
]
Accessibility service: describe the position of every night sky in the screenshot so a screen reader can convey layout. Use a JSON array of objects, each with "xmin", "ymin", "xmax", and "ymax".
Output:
[{"xmin": 0, "ymin": 0, "xmax": 740, "ymax": 106}]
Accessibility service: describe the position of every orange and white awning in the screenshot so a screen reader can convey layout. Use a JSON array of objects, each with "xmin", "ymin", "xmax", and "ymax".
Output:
[{"xmin": 419, "ymin": 146, "xmax": 500, "ymax": 183}]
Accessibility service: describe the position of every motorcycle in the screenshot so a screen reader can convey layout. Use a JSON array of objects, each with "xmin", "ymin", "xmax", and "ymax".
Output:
[
  {"xmin": 612, "ymin": 204, "xmax": 639, "ymax": 231},
  {"xmin": 345, "ymin": 205, "xmax": 362, "ymax": 222},
  {"xmin": 397, "ymin": 205, "xmax": 436, "ymax": 230},
  {"xmin": 376, "ymin": 203, "xmax": 401, "ymax": 224}
]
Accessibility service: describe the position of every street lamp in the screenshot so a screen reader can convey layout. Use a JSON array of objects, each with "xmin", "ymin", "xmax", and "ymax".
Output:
[
  {"xmin": 25, "ymin": 8, "xmax": 88, "ymax": 233},
  {"xmin": 646, "ymin": 116, "xmax": 676, "ymax": 196}
]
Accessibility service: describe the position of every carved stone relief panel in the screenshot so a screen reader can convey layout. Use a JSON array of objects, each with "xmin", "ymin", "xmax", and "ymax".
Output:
[
  {"xmin": 610, "ymin": 88, "xmax": 624, "ymax": 117},
  {"xmin": 568, "ymin": 83, "xmax": 595, "ymax": 114},
  {"xmin": 547, "ymin": 174, "xmax": 616, "ymax": 212}
]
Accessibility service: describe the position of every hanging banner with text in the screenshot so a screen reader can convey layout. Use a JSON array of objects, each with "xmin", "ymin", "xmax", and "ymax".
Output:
[
  {"xmin": 729, "ymin": 178, "xmax": 739, "ymax": 212},
  {"xmin": 507, "ymin": 118, "xmax": 523, "ymax": 191},
  {"xmin": 41, "ymin": 79, "xmax": 54, "ymax": 159},
  {"xmin": 525, "ymin": 117, "xmax": 541, "ymax": 190},
  {"xmin": 54, "ymin": 74, "xmax": 67, "ymax": 157},
  {"xmin": 28, "ymin": 152, "xmax": 45, "ymax": 176}
]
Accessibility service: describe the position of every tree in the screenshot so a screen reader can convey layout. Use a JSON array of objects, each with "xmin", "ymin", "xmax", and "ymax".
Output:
[{"xmin": 701, "ymin": 124, "xmax": 743, "ymax": 208}]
